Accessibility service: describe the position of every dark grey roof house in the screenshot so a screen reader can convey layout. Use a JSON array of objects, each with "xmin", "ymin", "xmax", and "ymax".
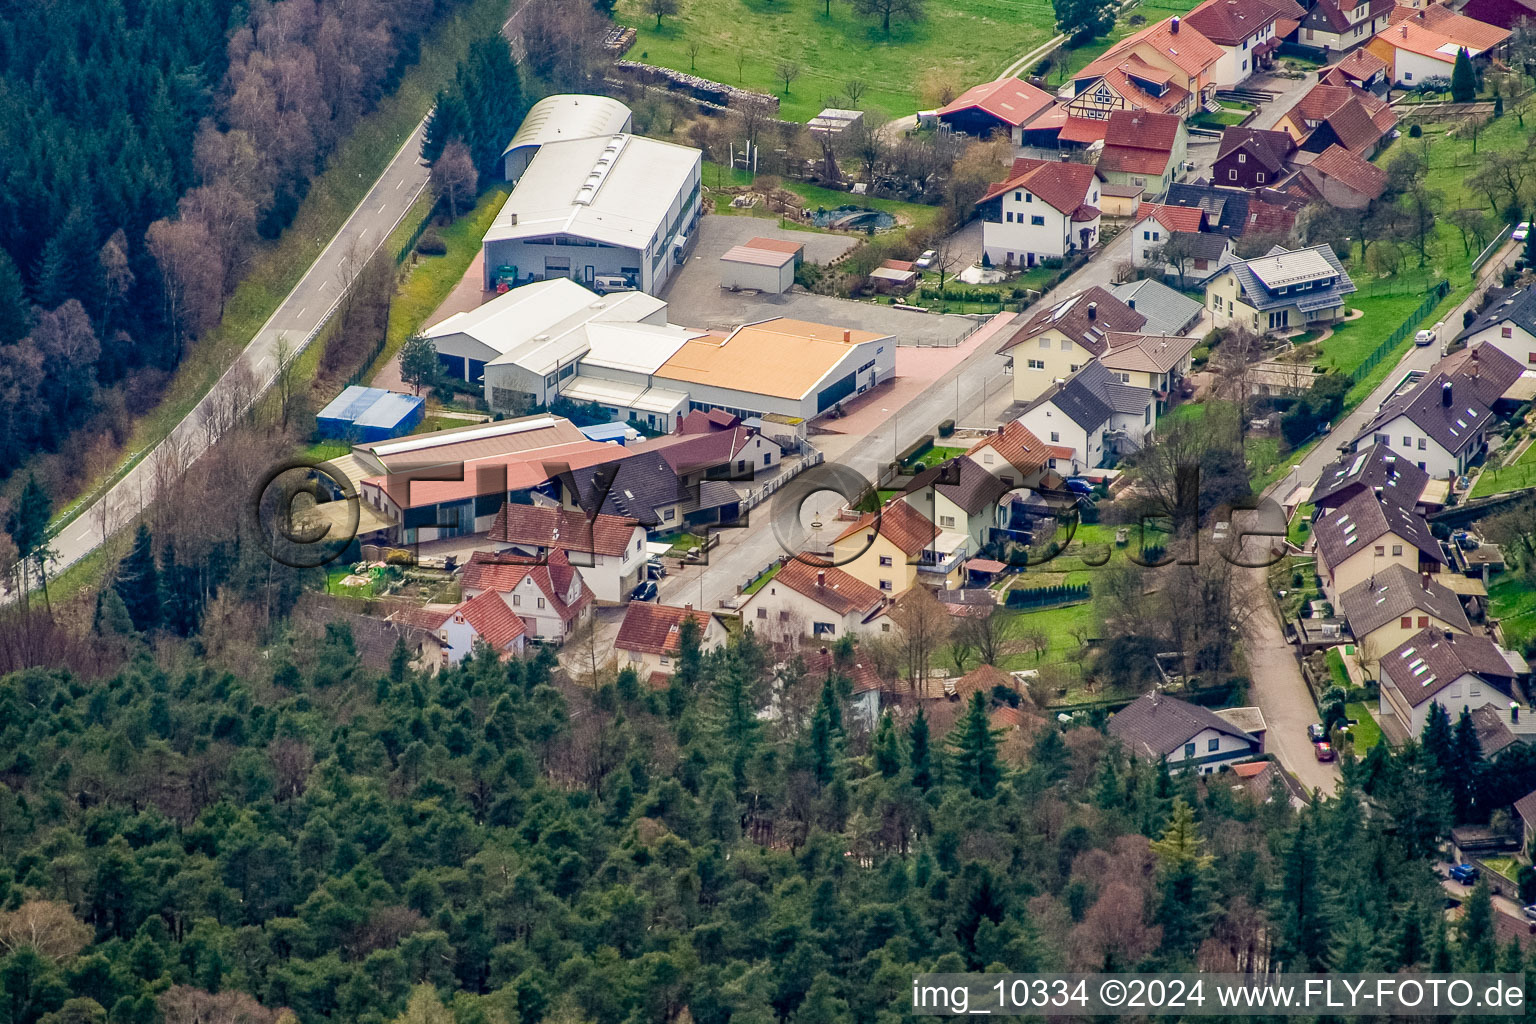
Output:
[
  {"xmin": 1336, "ymin": 562, "xmax": 1470, "ymax": 639},
  {"xmin": 1107, "ymin": 278, "xmax": 1204, "ymax": 336},
  {"xmin": 1108, "ymin": 693, "xmax": 1262, "ymax": 773},
  {"xmin": 1307, "ymin": 443, "xmax": 1429, "ymax": 513}
]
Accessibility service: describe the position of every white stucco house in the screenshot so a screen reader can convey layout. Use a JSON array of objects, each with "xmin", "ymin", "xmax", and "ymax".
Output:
[{"xmin": 976, "ymin": 158, "xmax": 1103, "ymax": 269}]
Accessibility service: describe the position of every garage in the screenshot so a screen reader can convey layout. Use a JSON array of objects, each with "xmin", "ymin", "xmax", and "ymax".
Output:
[{"xmin": 718, "ymin": 237, "xmax": 802, "ymax": 294}]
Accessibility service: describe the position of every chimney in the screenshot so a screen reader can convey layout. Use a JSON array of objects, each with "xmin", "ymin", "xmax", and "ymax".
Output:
[
  {"xmin": 1441, "ymin": 380, "xmax": 1453, "ymax": 406},
  {"xmin": 1422, "ymin": 572, "xmax": 1432, "ymax": 591},
  {"xmin": 1088, "ymin": 301, "xmax": 1098, "ymax": 320},
  {"xmin": 684, "ymin": 602, "xmax": 693, "ymax": 610},
  {"xmin": 1374, "ymin": 485, "xmax": 1383, "ymax": 499},
  {"xmin": 1172, "ymin": 15, "xmax": 1181, "ymax": 31},
  {"xmin": 843, "ymin": 329, "xmax": 851, "ymax": 342},
  {"xmin": 509, "ymin": 212, "xmax": 518, "ymax": 225},
  {"xmin": 1513, "ymin": 702, "xmax": 1520, "ymax": 723},
  {"xmin": 817, "ymin": 569, "xmax": 826, "ymax": 587},
  {"xmin": 1401, "ymin": 24, "xmax": 1408, "ymax": 36},
  {"xmin": 1127, "ymin": 298, "xmax": 1136, "ymax": 310}
]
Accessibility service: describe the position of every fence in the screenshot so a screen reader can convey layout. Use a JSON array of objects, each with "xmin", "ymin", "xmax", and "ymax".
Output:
[
  {"xmin": 1346, "ymin": 280, "xmax": 1451, "ymax": 385},
  {"xmin": 1471, "ymin": 223, "xmax": 1513, "ymax": 277},
  {"xmin": 739, "ymin": 446, "xmax": 825, "ymax": 513}
]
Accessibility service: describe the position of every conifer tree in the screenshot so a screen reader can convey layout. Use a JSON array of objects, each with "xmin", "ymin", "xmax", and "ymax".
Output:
[
  {"xmin": 1451, "ymin": 47, "xmax": 1477, "ymax": 103},
  {"xmin": 1150, "ymin": 798, "xmax": 1216, "ymax": 959},
  {"xmin": 1276, "ymin": 815, "xmax": 1328, "ymax": 970},
  {"xmin": 950, "ymin": 692, "xmax": 1001, "ymax": 798},
  {"xmin": 114, "ymin": 523, "xmax": 160, "ymax": 632},
  {"xmin": 872, "ymin": 712, "xmax": 905, "ymax": 778},
  {"xmin": 909, "ymin": 706, "xmax": 934, "ymax": 792}
]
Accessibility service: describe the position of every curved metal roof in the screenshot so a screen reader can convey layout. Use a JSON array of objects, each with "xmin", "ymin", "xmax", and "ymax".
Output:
[{"xmin": 500, "ymin": 94, "xmax": 633, "ymax": 161}]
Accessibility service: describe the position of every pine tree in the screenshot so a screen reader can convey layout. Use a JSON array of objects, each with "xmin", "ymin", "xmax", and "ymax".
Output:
[
  {"xmin": 1150, "ymin": 798, "xmax": 1216, "ymax": 959},
  {"xmin": 1276, "ymin": 815, "xmax": 1328, "ymax": 970},
  {"xmin": 93, "ymin": 587, "xmax": 134, "ymax": 636},
  {"xmin": 1421, "ymin": 703, "xmax": 1457, "ymax": 783},
  {"xmin": 6, "ymin": 474, "xmax": 51, "ymax": 561},
  {"xmin": 1451, "ymin": 47, "xmax": 1477, "ymax": 103},
  {"xmin": 1458, "ymin": 878, "xmax": 1497, "ymax": 971},
  {"xmin": 909, "ymin": 707, "xmax": 934, "ymax": 791},
  {"xmin": 0, "ymin": 248, "xmax": 29, "ymax": 344},
  {"xmin": 809, "ymin": 678, "xmax": 842, "ymax": 786},
  {"xmin": 158, "ymin": 539, "xmax": 195, "ymax": 637},
  {"xmin": 949, "ymin": 692, "xmax": 1002, "ymax": 798},
  {"xmin": 1029, "ymin": 725, "xmax": 1069, "ymax": 786},
  {"xmin": 1452, "ymin": 708, "xmax": 1485, "ymax": 822},
  {"xmin": 114, "ymin": 524, "xmax": 160, "ymax": 632},
  {"xmin": 872, "ymin": 712, "xmax": 905, "ymax": 778}
]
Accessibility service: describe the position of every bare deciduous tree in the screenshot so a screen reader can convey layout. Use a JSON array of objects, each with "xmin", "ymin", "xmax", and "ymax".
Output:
[
  {"xmin": 0, "ymin": 901, "xmax": 92, "ymax": 962},
  {"xmin": 776, "ymin": 60, "xmax": 801, "ymax": 94},
  {"xmin": 888, "ymin": 586, "xmax": 950, "ymax": 695},
  {"xmin": 431, "ymin": 139, "xmax": 478, "ymax": 218}
]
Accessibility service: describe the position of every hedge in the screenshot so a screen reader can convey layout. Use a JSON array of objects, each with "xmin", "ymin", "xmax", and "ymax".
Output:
[{"xmin": 1004, "ymin": 583, "xmax": 1091, "ymax": 609}]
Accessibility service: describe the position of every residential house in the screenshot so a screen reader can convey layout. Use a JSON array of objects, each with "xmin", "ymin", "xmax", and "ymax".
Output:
[
  {"xmin": 830, "ymin": 498, "xmax": 944, "ymax": 596},
  {"xmin": 937, "ymin": 77, "xmax": 1058, "ymax": 144},
  {"xmin": 614, "ymin": 602, "xmax": 729, "ymax": 681},
  {"xmin": 1299, "ymin": 0, "xmax": 1393, "ymax": 53},
  {"xmin": 901, "ymin": 456, "xmax": 1012, "ymax": 549},
  {"xmin": 1221, "ymin": 759, "xmax": 1310, "ymax": 807},
  {"xmin": 1243, "ymin": 187, "xmax": 1308, "ymax": 239},
  {"xmin": 1107, "ymin": 278, "xmax": 1206, "ymax": 335},
  {"xmin": 1161, "ymin": 183, "xmax": 1252, "ymax": 237},
  {"xmin": 1275, "ymin": 82, "xmax": 1396, "ymax": 156},
  {"xmin": 1065, "ymin": 55, "xmax": 1196, "ymax": 123},
  {"xmin": 1130, "ymin": 202, "xmax": 1234, "ymax": 283},
  {"xmin": 1517, "ymin": 787, "xmax": 1536, "ymax": 852},
  {"xmin": 408, "ymin": 591, "xmax": 530, "ymax": 664},
  {"xmin": 1378, "ymin": 625, "xmax": 1519, "ymax": 736},
  {"xmin": 738, "ymin": 558, "xmax": 888, "ymax": 643},
  {"xmin": 999, "ymin": 286, "xmax": 1147, "ymax": 402},
  {"xmin": 458, "ymin": 548, "xmax": 594, "ymax": 643},
  {"xmin": 1306, "ymin": 443, "xmax": 1432, "ymax": 515},
  {"xmin": 631, "ymin": 422, "xmax": 783, "ymax": 489},
  {"xmin": 294, "ymin": 597, "xmax": 447, "ymax": 673},
  {"xmin": 978, "ymin": 158, "xmax": 1103, "ymax": 269},
  {"xmin": 1108, "ymin": 693, "xmax": 1264, "ymax": 773},
  {"xmin": 1349, "ymin": 373, "xmax": 1495, "ymax": 478},
  {"xmin": 964, "ymin": 420, "xmax": 1072, "ymax": 488},
  {"xmin": 1097, "ymin": 110, "xmax": 1188, "ymax": 197},
  {"xmin": 1213, "ymin": 127, "xmax": 1296, "ymax": 189},
  {"xmin": 1313, "ymin": 491, "xmax": 1447, "ymax": 596},
  {"xmin": 1018, "ymin": 361, "xmax": 1157, "ymax": 471},
  {"xmin": 1337, "ymin": 563, "xmax": 1471, "ymax": 667},
  {"xmin": 1293, "ymin": 143, "xmax": 1390, "ymax": 209},
  {"xmin": 1458, "ymin": 0, "xmax": 1536, "ymax": 30},
  {"xmin": 483, "ymin": 502, "xmax": 648, "ymax": 604},
  {"xmin": 1367, "ymin": 7, "xmax": 1510, "ymax": 86},
  {"xmin": 1184, "ymin": 0, "xmax": 1306, "ymax": 85},
  {"xmin": 1455, "ymin": 287, "xmax": 1536, "ymax": 368},
  {"xmin": 1318, "ymin": 46, "xmax": 1391, "ymax": 91},
  {"xmin": 1072, "ymin": 16, "xmax": 1224, "ymax": 120},
  {"xmin": 553, "ymin": 449, "xmax": 740, "ymax": 536},
  {"xmin": 1434, "ymin": 342, "xmax": 1526, "ymax": 409},
  {"xmin": 1205, "ymin": 244, "xmax": 1357, "ymax": 332},
  {"xmin": 798, "ymin": 647, "xmax": 886, "ymax": 729},
  {"xmin": 1098, "ymin": 331, "xmax": 1201, "ymax": 407}
]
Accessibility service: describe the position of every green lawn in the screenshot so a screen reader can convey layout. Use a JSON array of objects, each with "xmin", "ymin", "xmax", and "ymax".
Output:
[
  {"xmin": 1482, "ymin": 855, "xmax": 1521, "ymax": 882},
  {"xmin": 1343, "ymin": 701, "xmax": 1382, "ymax": 751},
  {"xmin": 617, "ymin": 0, "xmax": 1058, "ymax": 122},
  {"xmin": 742, "ymin": 561, "xmax": 782, "ymax": 596},
  {"xmin": 1489, "ymin": 576, "xmax": 1536, "ymax": 653},
  {"xmin": 40, "ymin": 0, "xmax": 508, "ymax": 537},
  {"xmin": 1325, "ymin": 647, "xmax": 1351, "ymax": 690},
  {"xmin": 1288, "ymin": 504, "xmax": 1314, "ymax": 547},
  {"xmin": 1470, "ymin": 441, "xmax": 1536, "ymax": 499},
  {"xmin": 706, "ymin": 163, "xmax": 943, "ymax": 234},
  {"xmin": 995, "ymin": 601, "xmax": 1097, "ymax": 672}
]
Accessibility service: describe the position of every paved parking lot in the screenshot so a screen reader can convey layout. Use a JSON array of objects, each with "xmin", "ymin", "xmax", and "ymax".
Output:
[{"xmin": 661, "ymin": 215, "xmax": 978, "ymax": 346}]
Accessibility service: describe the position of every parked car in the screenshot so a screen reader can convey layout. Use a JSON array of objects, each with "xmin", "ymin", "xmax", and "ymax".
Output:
[
  {"xmin": 630, "ymin": 580, "xmax": 658, "ymax": 602},
  {"xmin": 1449, "ymin": 863, "xmax": 1480, "ymax": 884},
  {"xmin": 1064, "ymin": 477, "xmax": 1094, "ymax": 496},
  {"xmin": 1515, "ymin": 222, "xmax": 1531, "ymax": 242},
  {"xmin": 647, "ymin": 558, "xmax": 668, "ymax": 580},
  {"xmin": 1313, "ymin": 741, "xmax": 1335, "ymax": 762},
  {"xmin": 1307, "ymin": 723, "xmax": 1327, "ymax": 743},
  {"xmin": 1415, "ymin": 329, "xmax": 1435, "ymax": 347},
  {"xmin": 594, "ymin": 274, "xmax": 635, "ymax": 295},
  {"xmin": 1523, "ymin": 905, "xmax": 1536, "ymax": 923},
  {"xmin": 915, "ymin": 249, "xmax": 937, "ymax": 269}
]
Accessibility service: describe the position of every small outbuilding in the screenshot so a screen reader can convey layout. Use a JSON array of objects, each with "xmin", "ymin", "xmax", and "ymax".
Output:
[
  {"xmin": 719, "ymin": 236, "xmax": 803, "ymax": 294},
  {"xmin": 316, "ymin": 386, "xmax": 425, "ymax": 442}
]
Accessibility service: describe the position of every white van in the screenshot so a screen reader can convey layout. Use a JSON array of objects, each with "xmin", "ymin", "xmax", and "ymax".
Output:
[{"xmin": 593, "ymin": 275, "xmax": 635, "ymax": 295}]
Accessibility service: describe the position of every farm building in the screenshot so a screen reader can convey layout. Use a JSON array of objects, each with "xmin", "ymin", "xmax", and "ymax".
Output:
[
  {"xmin": 482, "ymin": 133, "xmax": 701, "ymax": 296},
  {"xmin": 315, "ymin": 386, "xmax": 425, "ymax": 442},
  {"xmin": 719, "ymin": 237, "xmax": 803, "ymax": 293},
  {"xmin": 498, "ymin": 94, "xmax": 633, "ymax": 182}
]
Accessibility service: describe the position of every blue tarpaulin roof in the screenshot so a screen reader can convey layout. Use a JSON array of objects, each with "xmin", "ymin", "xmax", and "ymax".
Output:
[
  {"xmin": 578, "ymin": 422, "xmax": 636, "ymax": 443},
  {"xmin": 317, "ymin": 386, "xmax": 424, "ymax": 441}
]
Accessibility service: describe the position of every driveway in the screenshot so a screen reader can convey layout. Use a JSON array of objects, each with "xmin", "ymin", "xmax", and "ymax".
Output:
[{"xmin": 661, "ymin": 214, "xmax": 976, "ymax": 344}]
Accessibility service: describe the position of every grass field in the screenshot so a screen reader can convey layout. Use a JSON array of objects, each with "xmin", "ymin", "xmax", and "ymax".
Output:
[
  {"xmin": 1489, "ymin": 575, "xmax": 1536, "ymax": 653},
  {"xmin": 39, "ymin": 0, "xmax": 508, "ymax": 536},
  {"xmin": 1325, "ymin": 647, "xmax": 1350, "ymax": 690},
  {"xmin": 1344, "ymin": 701, "xmax": 1382, "ymax": 751},
  {"xmin": 617, "ymin": 0, "xmax": 1059, "ymax": 122},
  {"xmin": 707, "ymin": 163, "xmax": 945, "ymax": 233},
  {"xmin": 1470, "ymin": 440, "xmax": 1536, "ymax": 499}
]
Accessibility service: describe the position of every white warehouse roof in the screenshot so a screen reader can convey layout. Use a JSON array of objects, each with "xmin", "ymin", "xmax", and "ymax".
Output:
[
  {"xmin": 484, "ymin": 133, "xmax": 701, "ymax": 251},
  {"xmin": 500, "ymin": 94, "xmax": 633, "ymax": 163}
]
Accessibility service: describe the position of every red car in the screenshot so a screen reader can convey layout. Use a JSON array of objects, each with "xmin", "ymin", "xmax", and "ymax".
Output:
[{"xmin": 1313, "ymin": 741, "xmax": 1335, "ymax": 762}]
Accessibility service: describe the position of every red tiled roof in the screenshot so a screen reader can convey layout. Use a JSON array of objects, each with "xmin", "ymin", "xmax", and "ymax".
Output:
[
  {"xmin": 488, "ymin": 502, "xmax": 642, "ymax": 557},
  {"xmin": 1099, "ymin": 110, "xmax": 1182, "ymax": 177},
  {"xmin": 980, "ymin": 158, "xmax": 1100, "ymax": 213},
  {"xmin": 833, "ymin": 498, "xmax": 939, "ymax": 557},
  {"xmin": 1059, "ymin": 116, "xmax": 1111, "ymax": 144},
  {"xmin": 1139, "ymin": 202, "xmax": 1205, "ymax": 233},
  {"xmin": 800, "ymin": 647, "xmax": 885, "ymax": 694},
  {"xmin": 631, "ymin": 423, "xmax": 763, "ymax": 476},
  {"xmin": 460, "ymin": 549, "xmax": 591, "ymax": 625},
  {"xmin": 1185, "ymin": 0, "xmax": 1287, "ymax": 45},
  {"xmin": 1071, "ymin": 203, "xmax": 1101, "ymax": 222},
  {"xmin": 393, "ymin": 605, "xmax": 453, "ymax": 631},
  {"xmin": 1307, "ymin": 144, "xmax": 1389, "ymax": 200},
  {"xmin": 1323, "ymin": 46, "xmax": 1388, "ymax": 82},
  {"xmin": 965, "ymin": 421, "xmax": 1054, "ymax": 476},
  {"xmin": 937, "ymin": 76, "xmax": 1056, "ymax": 127},
  {"xmin": 1379, "ymin": 5, "xmax": 1509, "ymax": 55},
  {"xmin": 364, "ymin": 439, "xmax": 619, "ymax": 508},
  {"xmin": 615, "ymin": 602, "xmax": 716, "ymax": 656},
  {"xmin": 460, "ymin": 550, "xmax": 538, "ymax": 592},
  {"xmin": 771, "ymin": 558, "xmax": 885, "ymax": 617},
  {"xmin": 1090, "ymin": 16, "xmax": 1224, "ymax": 78},
  {"xmin": 677, "ymin": 409, "xmax": 741, "ymax": 434},
  {"xmin": 455, "ymin": 590, "xmax": 527, "ymax": 652},
  {"xmin": 1288, "ymin": 83, "xmax": 1396, "ymax": 151},
  {"xmin": 999, "ymin": 285, "xmax": 1147, "ymax": 356}
]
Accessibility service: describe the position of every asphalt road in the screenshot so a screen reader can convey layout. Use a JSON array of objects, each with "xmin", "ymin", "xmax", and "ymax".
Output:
[{"xmin": 37, "ymin": 111, "xmax": 433, "ymax": 584}]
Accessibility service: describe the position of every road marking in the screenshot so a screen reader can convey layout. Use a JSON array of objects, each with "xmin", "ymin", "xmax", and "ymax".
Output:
[
  {"xmin": 397, "ymin": 179, "xmax": 404, "ymax": 190},
  {"xmin": 297, "ymin": 307, "xmax": 307, "ymax": 318}
]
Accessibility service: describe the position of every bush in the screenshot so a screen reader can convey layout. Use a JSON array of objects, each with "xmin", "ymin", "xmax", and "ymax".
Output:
[
  {"xmin": 1191, "ymin": 345, "xmax": 1210, "ymax": 367},
  {"xmin": 417, "ymin": 229, "xmax": 447, "ymax": 256},
  {"xmin": 1408, "ymin": 123, "xmax": 1423, "ymax": 138},
  {"xmin": 937, "ymin": 419, "xmax": 955, "ymax": 438}
]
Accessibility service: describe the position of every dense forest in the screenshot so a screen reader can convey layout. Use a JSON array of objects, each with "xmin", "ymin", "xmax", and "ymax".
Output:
[
  {"xmin": 1, "ymin": 611, "xmax": 1533, "ymax": 1024},
  {"xmin": 0, "ymin": 0, "xmax": 461, "ymax": 487}
]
